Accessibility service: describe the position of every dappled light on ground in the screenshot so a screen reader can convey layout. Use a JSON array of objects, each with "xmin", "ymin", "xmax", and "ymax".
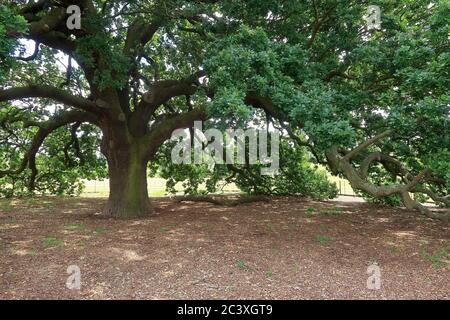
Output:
[{"xmin": 0, "ymin": 196, "xmax": 448, "ymax": 299}]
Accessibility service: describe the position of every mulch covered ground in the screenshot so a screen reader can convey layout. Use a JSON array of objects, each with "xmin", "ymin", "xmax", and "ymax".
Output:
[{"xmin": 0, "ymin": 196, "xmax": 448, "ymax": 299}]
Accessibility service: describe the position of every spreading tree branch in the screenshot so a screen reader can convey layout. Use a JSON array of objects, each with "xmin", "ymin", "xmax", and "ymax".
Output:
[
  {"xmin": 144, "ymin": 106, "xmax": 207, "ymax": 159},
  {"xmin": 0, "ymin": 85, "xmax": 100, "ymax": 114},
  {"xmin": 0, "ymin": 110, "xmax": 98, "ymax": 189},
  {"xmin": 343, "ymin": 129, "xmax": 394, "ymax": 161}
]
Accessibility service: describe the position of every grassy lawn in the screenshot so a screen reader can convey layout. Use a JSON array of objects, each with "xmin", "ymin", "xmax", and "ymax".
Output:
[{"xmin": 81, "ymin": 178, "xmax": 241, "ymax": 198}]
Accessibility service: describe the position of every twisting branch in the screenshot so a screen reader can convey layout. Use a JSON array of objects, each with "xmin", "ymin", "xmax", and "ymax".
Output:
[
  {"xmin": 131, "ymin": 71, "xmax": 206, "ymax": 126},
  {"xmin": 0, "ymin": 85, "xmax": 100, "ymax": 114},
  {"xmin": 143, "ymin": 105, "xmax": 207, "ymax": 159},
  {"xmin": 123, "ymin": 17, "xmax": 161, "ymax": 60},
  {"xmin": 63, "ymin": 122, "xmax": 84, "ymax": 167},
  {"xmin": 0, "ymin": 111, "xmax": 98, "ymax": 190},
  {"xmin": 359, "ymin": 152, "xmax": 410, "ymax": 179},
  {"xmin": 412, "ymin": 187, "xmax": 450, "ymax": 207},
  {"xmin": 306, "ymin": 5, "xmax": 335, "ymax": 49},
  {"xmin": 14, "ymin": 42, "xmax": 40, "ymax": 62},
  {"xmin": 343, "ymin": 129, "xmax": 394, "ymax": 161},
  {"xmin": 326, "ymin": 132, "xmax": 448, "ymax": 220},
  {"xmin": 61, "ymin": 56, "xmax": 73, "ymax": 87}
]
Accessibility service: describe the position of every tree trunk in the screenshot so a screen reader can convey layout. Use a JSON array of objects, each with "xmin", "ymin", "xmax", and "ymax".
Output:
[{"xmin": 103, "ymin": 142, "xmax": 152, "ymax": 218}]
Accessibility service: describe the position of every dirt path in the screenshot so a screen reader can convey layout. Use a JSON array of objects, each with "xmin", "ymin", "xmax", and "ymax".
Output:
[{"xmin": 0, "ymin": 196, "xmax": 448, "ymax": 299}]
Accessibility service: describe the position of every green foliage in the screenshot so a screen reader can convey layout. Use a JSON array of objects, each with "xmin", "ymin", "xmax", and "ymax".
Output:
[
  {"xmin": 0, "ymin": 110, "xmax": 107, "ymax": 197},
  {"xmin": 151, "ymin": 137, "xmax": 337, "ymax": 199},
  {"xmin": 226, "ymin": 140, "xmax": 338, "ymax": 199},
  {"xmin": 42, "ymin": 236, "xmax": 64, "ymax": 248},
  {"xmin": 360, "ymin": 192, "xmax": 404, "ymax": 207},
  {"xmin": 75, "ymin": 34, "xmax": 131, "ymax": 90},
  {"xmin": 322, "ymin": 205, "xmax": 341, "ymax": 216},
  {"xmin": 315, "ymin": 234, "xmax": 333, "ymax": 243},
  {"xmin": 305, "ymin": 207, "xmax": 315, "ymax": 217},
  {"xmin": 422, "ymin": 243, "xmax": 450, "ymax": 268},
  {"xmin": 0, "ymin": 5, "xmax": 27, "ymax": 82},
  {"xmin": 94, "ymin": 227, "xmax": 108, "ymax": 235},
  {"xmin": 0, "ymin": 0, "xmax": 449, "ymax": 210},
  {"xmin": 65, "ymin": 223, "xmax": 86, "ymax": 231},
  {"xmin": 236, "ymin": 260, "xmax": 249, "ymax": 271}
]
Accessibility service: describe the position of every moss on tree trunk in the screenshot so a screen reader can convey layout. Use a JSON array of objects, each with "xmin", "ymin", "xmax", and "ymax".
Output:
[{"xmin": 103, "ymin": 142, "xmax": 152, "ymax": 218}]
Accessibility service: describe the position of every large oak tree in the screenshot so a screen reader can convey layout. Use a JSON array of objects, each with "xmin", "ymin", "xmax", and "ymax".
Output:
[{"xmin": 0, "ymin": 0, "xmax": 448, "ymax": 219}]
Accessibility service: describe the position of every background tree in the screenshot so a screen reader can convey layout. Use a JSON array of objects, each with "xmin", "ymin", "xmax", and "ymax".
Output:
[{"xmin": 0, "ymin": 0, "xmax": 448, "ymax": 219}]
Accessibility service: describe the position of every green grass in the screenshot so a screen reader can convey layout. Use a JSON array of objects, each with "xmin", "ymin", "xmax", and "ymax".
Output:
[
  {"xmin": 236, "ymin": 260, "xmax": 249, "ymax": 271},
  {"xmin": 0, "ymin": 240, "xmax": 6, "ymax": 251},
  {"xmin": 305, "ymin": 207, "xmax": 315, "ymax": 217},
  {"xmin": 266, "ymin": 268, "xmax": 273, "ymax": 278},
  {"xmin": 267, "ymin": 223, "xmax": 276, "ymax": 233},
  {"xmin": 42, "ymin": 236, "xmax": 64, "ymax": 248},
  {"xmin": 389, "ymin": 246, "xmax": 402, "ymax": 254},
  {"xmin": 0, "ymin": 201, "xmax": 14, "ymax": 213},
  {"xmin": 65, "ymin": 223, "xmax": 86, "ymax": 231},
  {"xmin": 422, "ymin": 244, "xmax": 450, "ymax": 268},
  {"xmin": 94, "ymin": 227, "xmax": 108, "ymax": 235},
  {"xmin": 292, "ymin": 263, "xmax": 301, "ymax": 273},
  {"xmin": 321, "ymin": 205, "xmax": 341, "ymax": 216},
  {"xmin": 315, "ymin": 234, "xmax": 334, "ymax": 243},
  {"xmin": 81, "ymin": 178, "xmax": 241, "ymax": 198},
  {"xmin": 25, "ymin": 198, "xmax": 44, "ymax": 206}
]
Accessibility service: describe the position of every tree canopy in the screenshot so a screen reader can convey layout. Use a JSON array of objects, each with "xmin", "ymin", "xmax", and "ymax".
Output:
[{"xmin": 0, "ymin": 0, "xmax": 448, "ymax": 218}]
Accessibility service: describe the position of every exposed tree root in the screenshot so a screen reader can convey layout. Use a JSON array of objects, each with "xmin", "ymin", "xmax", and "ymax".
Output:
[{"xmin": 173, "ymin": 195, "xmax": 270, "ymax": 206}]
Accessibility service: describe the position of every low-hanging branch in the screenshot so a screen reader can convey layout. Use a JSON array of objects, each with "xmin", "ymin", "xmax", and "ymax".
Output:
[
  {"xmin": 173, "ymin": 195, "xmax": 271, "ymax": 207},
  {"xmin": 325, "ymin": 132, "xmax": 449, "ymax": 220},
  {"xmin": 0, "ymin": 111, "xmax": 98, "ymax": 189}
]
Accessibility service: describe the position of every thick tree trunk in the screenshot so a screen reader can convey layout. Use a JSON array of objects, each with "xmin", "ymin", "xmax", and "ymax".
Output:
[{"xmin": 103, "ymin": 142, "xmax": 152, "ymax": 218}]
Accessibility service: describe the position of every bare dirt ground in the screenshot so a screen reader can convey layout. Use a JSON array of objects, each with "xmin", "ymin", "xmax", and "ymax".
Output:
[{"xmin": 0, "ymin": 196, "xmax": 448, "ymax": 300}]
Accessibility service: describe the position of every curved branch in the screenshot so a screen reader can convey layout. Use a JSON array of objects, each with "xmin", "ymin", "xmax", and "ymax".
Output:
[
  {"xmin": 326, "ymin": 137, "xmax": 447, "ymax": 218},
  {"xmin": 143, "ymin": 106, "xmax": 207, "ymax": 159},
  {"xmin": 14, "ymin": 42, "xmax": 40, "ymax": 61},
  {"xmin": 27, "ymin": 7, "xmax": 67, "ymax": 35},
  {"xmin": 139, "ymin": 71, "xmax": 206, "ymax": 112},
  {"xmin": 129, "ymin": 71, "xmax": 206, "ymax": 133},
  {"xmin": 358, "ymin": 151, "xmax": 449, "ymax": 208},
  {"xmin": 63, "ymin": 122, "xmax": 84, "ymax": 167},
  {"xmin": 0, "ymin": 85, "xmax": 100, "ymax": 114},
  {"xmin": 359, "ymin": 151, "xmax": 410, "ymax": 179},
  {"xmin": 400, "ymin": 191, "xmax": 449, "ymax": 221},
  {"xmin": 123, "ymin": 17, "xmax": 161, "ymax": 59},
  {"xmin": 411, "ymin": 187, "xmax": 450, "ymax": 208},
  {"xmin": 343, "ymin": 129, "xmax": 394, "ymax": 161},
  {"xmin": 0, "ymin": 111, "xmax": 98, "ymax": 184}
]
